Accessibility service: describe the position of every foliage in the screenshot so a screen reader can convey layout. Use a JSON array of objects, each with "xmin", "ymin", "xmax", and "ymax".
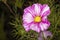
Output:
[{"xmin": 0, "ymin": 0, "xmax": 60, "ymax": 40}]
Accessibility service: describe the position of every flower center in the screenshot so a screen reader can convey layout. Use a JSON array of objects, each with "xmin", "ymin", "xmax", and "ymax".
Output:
[{"xmin": 34, "ymin": 16, "xmax": 41, "ymax": 22}]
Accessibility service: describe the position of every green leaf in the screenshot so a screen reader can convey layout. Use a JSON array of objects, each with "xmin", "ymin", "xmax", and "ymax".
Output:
[{"xmin": 15, "ymin": 0, "xmax": 24, "ymax": 8}]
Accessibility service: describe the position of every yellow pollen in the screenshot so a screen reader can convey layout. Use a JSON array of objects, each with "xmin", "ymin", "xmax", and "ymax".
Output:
[{"xmin": 34, "ymin": 16, "xmax": 41, "ymax": 22}]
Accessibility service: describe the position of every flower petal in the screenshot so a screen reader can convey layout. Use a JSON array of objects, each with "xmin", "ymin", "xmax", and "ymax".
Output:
[
  {"xmin": 43, "ymin": 31, "xmax": 52, "ymax": 39},
  {"xmin": 41, "ymin": 4, "xmax": 50, "ymax": 17},
  {"xmin": 39, "ymin": 21, "xmax": 50, "ymax": 31},
  {"xmin": 23, "ymin": 23, "xmax": 30, "ymax": 32},
  {"xmin": 32, "ymin": 3, "xmax": 42, "ymax": 16},
  {"xmin": 38, "ymin": 36, "xmax": 43, "ymax": 40},
  {"xmin": 42, "ymin": 16, "xmax": 47, "ymax": 21},
  {"xmin": 24, "ymin": 6, "xmax": 33, "ymax": 14},
  {"xmin": 38, "ymin": 31, "xmax": 52, "ymax": 40},
  {"xmin": 23, "ymin": 12, "xmax": 33, "ymax": 23},
  {"xmin": 24, "ymin": 6, "xmax": 36, "ymax": 17},
  {"xmin": 30, "ymin": 23, "xmax": 40, "ymax": 33}
]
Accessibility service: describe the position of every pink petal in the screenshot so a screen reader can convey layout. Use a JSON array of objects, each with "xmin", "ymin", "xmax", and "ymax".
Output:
[
  {"xmin": 23, "ymin": 12, "xmax": 33, "ymax": 23},
  {"xmin": 42, "ymin": 16, "xmax": 47, "ymax": 21},
  {"xmin": 43, "ymin": 31, "xmax": 52, "ymax": 39},
  {"xmin": 38, "ymin": 31, "xmax": 52, "ymax": 40},
  {"xmin": 30, "ymin": 23, "xmax": 40, "ymax": 33},
  {"xmin": 32, "ymin": 3, "xmax": 42, "ymax": 16},
  {"xmin": 38, "ymin": 32, "xmax": 43, "ymax": 40},
  {"xmin": 38, "ymin": 36, "xmax": 43, "ymax": 40},
  {"xmin": 24, "ymin": 6, "xmax": 36, "ymax": 17},
  {"xmin": 41, "ymin": 4, "xmax": 50, "ymax": 17},
  {"xmin": 24, "ymin": 6, "xmax": 32, "ymax": 14},
  {"xmin": 23, "ymin": 23, "xmax": 30, "ymax": 32},
  {"xmin": 39, "ymin": 21, "xmax": 50, "ymax": 31}
]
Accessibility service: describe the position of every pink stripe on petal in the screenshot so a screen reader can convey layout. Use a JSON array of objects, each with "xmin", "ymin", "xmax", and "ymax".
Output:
[
  {"xmin": 39, "ymin": 22, "xmax": 44, "ymax": 31},
  {"xmin": 24, "ymin": 6, "xmax": 32, "ymax": 14},
  {"xmin": 41, "ymin": 4, "xmax": 50, "ymax": 17},
  {"xmin": 42, "ymin": 16, "xmax": 47, "ymax": 21},
  {"xmin": 23, "ymin": 13, "xmax": 34, "ymax": 23},
  {"xmin": 30, "ymin": 23, "xmax": 40, "ymax": 33},
  {"xmin": 24, "ymin": 6, "xmax": 36, "ymax": 17},
  {"xmin": 23, "ymin": 23, "xmax": 30, "ymax": 32},
  {"xmin": 39, "ymin": 21, "xmax": 50, "ymax": 31},
  {"xmin": 32, "ymin": 3, "xmax": 42, "ymax": 16},
  {"xmin": 42, "ymin": 10, "xmax": 50, "ymax": 17}
]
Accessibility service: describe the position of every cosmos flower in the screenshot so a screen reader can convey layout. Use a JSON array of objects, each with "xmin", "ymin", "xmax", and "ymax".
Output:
[
  {"xmin": 23, "ymin": 3, "xmax": 50, "ymax": 33},
  {"xmin": 38, "ymin": 31, "xmax": 52, "ymax": 40}
]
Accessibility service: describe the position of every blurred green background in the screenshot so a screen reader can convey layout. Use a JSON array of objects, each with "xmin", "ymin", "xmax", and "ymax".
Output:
[{"xmin": 0, "ymin": 0, "xmax": 60, "ymax": 40}]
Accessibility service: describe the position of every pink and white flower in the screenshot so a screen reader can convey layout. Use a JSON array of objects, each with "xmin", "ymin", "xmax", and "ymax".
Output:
[
  {"xmin": 23, "ymin": 3, "xmax": 50, "ymax": 33},
  {"xmin": 38, "ymin": 31, "xmax": 52, "ymax": 40}
]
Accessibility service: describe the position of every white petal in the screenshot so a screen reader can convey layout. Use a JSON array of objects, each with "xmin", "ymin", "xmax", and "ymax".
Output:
[
  {"xmin": 33, "ymin": 4, "xmax": 42, "ymax": 15},
  {"xmin": 41, "ymin": 4, "xmax": 50, "ymax": 16},
  {"xmin": 39, "ymin": 21, "xmax": 50, "ymax": 31},
  {"xmin": 23, "ymin": 23, "xmax": 30, "ymax": 31},
  {"xmin": 42, "ymin": 5, "xmax": 49, "ymax": 14},
  {"xmin": 30, "ymin": 23, "xmax": 40, "ymax": 32},
  {"xmin": 23, "ymin": 13, "xmax": 33, "ymax": 23}
]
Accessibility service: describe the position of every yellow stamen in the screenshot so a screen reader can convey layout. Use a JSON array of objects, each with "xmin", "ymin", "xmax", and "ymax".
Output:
[{"xmin": 34, "ymin": 16, "xmax": 41, "ymax": 22}]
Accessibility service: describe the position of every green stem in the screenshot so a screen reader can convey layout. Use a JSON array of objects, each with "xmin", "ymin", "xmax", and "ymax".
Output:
[
  {"xmin": 2, "ymin": 1, "xmax": 15, "ymax": 16},
  {"xmin": 42, "ymin": 32, "xmax": 47, "ymax": 40}
]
